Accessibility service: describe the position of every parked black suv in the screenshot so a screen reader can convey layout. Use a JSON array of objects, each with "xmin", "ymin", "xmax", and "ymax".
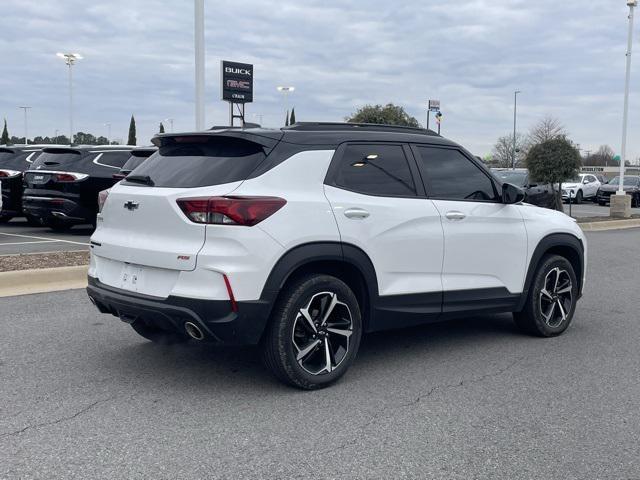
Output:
[
  {"xmin": 596, "ymin": 175, "xmax": 640, "ymax": 207},
  {"xmin": 0, "ymin": 146, "xmax": 44, "ymax": 223},
  {"xmin": 492, "ymin": 168, "xmax": 556, "ymax": 209},
  {"xmin": 111, "ymin": 147, "xmax": 157, "ymax": 180},
  {"xmin": 22, "ymin": 146, "xmax": 133, "ymax": 230}
]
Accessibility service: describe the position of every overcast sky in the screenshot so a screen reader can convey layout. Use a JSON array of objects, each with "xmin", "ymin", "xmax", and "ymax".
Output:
[{"xmin": 1, "ymin": 0, "xmax": 639, "ymax": 159}]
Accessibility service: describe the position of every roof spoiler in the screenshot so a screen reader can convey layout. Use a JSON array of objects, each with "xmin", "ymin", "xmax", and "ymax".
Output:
[
  {"xmin": 0, "ymin": 147, "xmax": 16, "ymax": 153},
  {"xmin": 152, "ymin": 130, "xmax": 282, "ymax": 150},
  {"xmin": 130, "ymin": 146, "xmax": 158, "ymax": 157},
  {"xmin": 41, "ymin": 147, "xmax": 83, "ymax": 154},
  {"xmin": 285, "ymin": 122, "xmax": 439, "ymax": 136}
]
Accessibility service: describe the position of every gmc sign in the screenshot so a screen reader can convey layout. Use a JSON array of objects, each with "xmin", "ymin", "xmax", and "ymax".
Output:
[{"xmin": 221, "ymin": 60, "xmax": 253, "ymax": 103}]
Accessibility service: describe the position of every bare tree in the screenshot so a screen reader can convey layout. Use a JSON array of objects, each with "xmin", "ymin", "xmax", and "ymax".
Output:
[
  {"xmin": 584, "ymin": 145, "xmax": 615, "ymax": 166},
  {"xmin": 528, "ymin": 116, "xmax": 568, "ymax": 145},
  {"xmin": 491, "ymin": 133, "xmax": 528, "ymax": 168}
]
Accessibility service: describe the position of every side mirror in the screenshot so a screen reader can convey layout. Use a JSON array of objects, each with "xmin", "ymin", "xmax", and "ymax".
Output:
[
  {"xmin": 502, "ymin": 182, "xmax": 525, "ymax": 204},
  {"xmin": 583, "ymin": 179, "xmax": 589, "ymax": 184}
]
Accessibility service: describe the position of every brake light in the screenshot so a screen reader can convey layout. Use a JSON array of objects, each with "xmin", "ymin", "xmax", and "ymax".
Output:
[
  {"xmin": 98, "ymin": 188, "xmax": 110, "ymax": 213},
  {"xmin": 0, "ymin": 169, "xmax": 21, "ymax": 178},
  {"xmin": 176, "ymin": 196, "xmax": 286, "ymax": 226},
  {"xmin": 112, "ymin": 173, "xmax": 126, "ymax": 180},
  {"xmin": 55, "ymin": 172, "xmax": 88, "ymax": 182}
]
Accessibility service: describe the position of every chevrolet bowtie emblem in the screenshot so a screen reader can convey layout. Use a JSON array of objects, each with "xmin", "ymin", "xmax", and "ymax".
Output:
[{"xmin": 123, "ymin": 201, "xmax": 139, "ymax": 211}]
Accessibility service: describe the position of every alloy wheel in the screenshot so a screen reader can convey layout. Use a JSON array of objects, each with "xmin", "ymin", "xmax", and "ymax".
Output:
[
  {"xmin": 292, "ymin": 291, "xmax": 353, "ymax": 375},
  {"xmin": 539, "ymin": 267, "xmax": 573, "ymax": 328}
]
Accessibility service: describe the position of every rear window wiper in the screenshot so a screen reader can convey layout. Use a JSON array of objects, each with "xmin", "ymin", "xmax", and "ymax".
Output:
[{"xmin": 125, "ymin": 175, "xmax": 155, "ymax": 186}]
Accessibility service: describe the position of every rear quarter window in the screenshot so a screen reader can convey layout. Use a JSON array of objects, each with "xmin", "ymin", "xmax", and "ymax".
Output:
[
  {"xmin": 91, "ymin": 151, "xmax": 132, "ymax": 169},
  {"xmin": 125, "ymin": 137, "xmax": 266, "ymax": 188}
]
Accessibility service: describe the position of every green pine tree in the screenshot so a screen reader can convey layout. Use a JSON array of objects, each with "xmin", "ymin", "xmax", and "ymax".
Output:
[
  {"xmin": 127, "ymin": 115, "xmax": 137, "ymax": 145},
  {"xmin": 1, "ymin": 119, "xmax": 9, "ymax": 145},
  {"xmin": 289, "ymin": 107, "xmax": 296, "ymax": 125},
  {"xmin": 285, "ymin": 110, "xmax": 289, "ymax": 127},
  {"xmin": 159, "ymin": 122, "xmax": 165, "ymax": 133}
]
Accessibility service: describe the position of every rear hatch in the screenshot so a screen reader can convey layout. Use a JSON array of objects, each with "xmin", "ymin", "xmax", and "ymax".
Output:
[{"xmin": 92, "ymin": 132, "xmax": 280, "ymax": 272}]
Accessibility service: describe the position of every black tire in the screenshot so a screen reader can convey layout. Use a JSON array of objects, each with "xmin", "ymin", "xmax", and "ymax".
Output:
[
  {"xmin": 25, "ymin": 214, "xmax": 41, "ymax": 226},
  {"xmin": 0, "ymin": 215, "xmax": 13, "ymax": 223},
  {"xmin": 46, "ymin": 220, "xmax": 72, "ymax": 232},
  {"xmin": 514, "ymin": 255, "xmax": 578, "ymax": 337},
  {"xmin": 598, "ymin": 201, "xmax": 606, "ymax": 206},
  {"xmin": 261, "ymin": 274, "xmax": 362, "ymax": 390},
  {"xmin": 130, "ymin": 320, "xmax": 189, "ymax": 345},
  {"xmin": 632, "ymin": 195, "xmax": 640, "ymax": 208},
  {"xmin": 575, "ymin": 190, "xmax": 583, "ymax": 204}
]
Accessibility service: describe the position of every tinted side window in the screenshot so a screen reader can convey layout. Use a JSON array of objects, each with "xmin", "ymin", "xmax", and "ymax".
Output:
[
  {"xmin": 333, "ymin": 144, "xmax": 416, "ymax": 197},
  {"xmin": 415, "ymin": 147, "xmax": 498, "ymax": 201},
  {"xmin": 92, "ymin": 151, "xmax": 132, "ymax": 169}
]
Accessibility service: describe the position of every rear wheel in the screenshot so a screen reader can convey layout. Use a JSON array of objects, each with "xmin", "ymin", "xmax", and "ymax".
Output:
[
  {"xmin": 632, "ymin": 194, "xmax": 640, "ymax": 208},
  {"xmin": 598, "ymin": 201, "xmax": 606, "ymax": 206},
  {"xmin": 261, "ymin": 274, "xmax": 362, "ymax": 390},
  {"xmin": 514, "ymin": 255, "xmax": 578, "ymax": 337},
  {"xmin": 130, "ymin": 320, "xmax": 189, "ymax": 345},
  {"xmin": 25, "ymin": 214, "xmax": 41, "ymax": 226}
]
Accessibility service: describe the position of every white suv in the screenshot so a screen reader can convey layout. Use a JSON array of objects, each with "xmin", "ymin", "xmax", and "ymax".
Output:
[
  {"xmin": 562, "ymin": 173, "xmax": 601, "ymax": 203},
  {"xmin": 87, "ymin": 123, "xmax": 587, "ymax": 389}
]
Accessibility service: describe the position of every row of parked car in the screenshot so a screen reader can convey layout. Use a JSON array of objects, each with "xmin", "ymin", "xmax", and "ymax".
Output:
[
  {"xmin": 492, "ymin": 168, "xmax": 640, "ymax": 209},
  {"xmin": 0, "ymin": 145, "xmax": 156, "ymax": 230}
]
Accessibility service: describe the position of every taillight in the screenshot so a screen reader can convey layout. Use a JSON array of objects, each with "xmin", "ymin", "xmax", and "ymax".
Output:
[
  {"xmin": 0, "ymin": 169, "xmax": 21, "ymax": 178},
  {"xmin": 54, "ymin": 172, "xmax": 88, "ymax": 182},
  {"xmin": 176, "ymin": 196, "xmax": 286, "ymax": 226},
  {"xmin": 98, "ymin": 189, "xmax": 110, "ymax": 213},
  {"xmin": 112, "ymin": 173, "xmax": 126, "ymax": 180}
]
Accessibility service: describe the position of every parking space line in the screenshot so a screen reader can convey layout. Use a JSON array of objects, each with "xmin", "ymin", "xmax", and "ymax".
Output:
[
  {"xmin": 0, "ymin": 232, "xmax": 89, "ymax": 246},
  {"xmin": 0, "ymin": 240, "xmax": 59, "ymax": 246}
]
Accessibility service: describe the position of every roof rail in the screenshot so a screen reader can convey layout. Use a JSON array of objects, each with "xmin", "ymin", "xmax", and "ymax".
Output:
[{"xmin": 285, "ymin": 122, "xmax": 439, "ymax": 136}]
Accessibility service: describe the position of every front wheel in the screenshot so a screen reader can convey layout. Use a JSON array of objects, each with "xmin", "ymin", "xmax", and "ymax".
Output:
[
  {"xmin": 261, "ymin": 274, "xmax": 362, "ymax": 390},
  {"xmin": 574, "ymin": 190, "xmax": 583, "ymax": 204},
  {"xmin": 632, "ymin": 195, "xmax": 640, "ymax": 208},
  {"xmin": 514, "ymin": 255, "xmax": 578, "ymax": 337}
]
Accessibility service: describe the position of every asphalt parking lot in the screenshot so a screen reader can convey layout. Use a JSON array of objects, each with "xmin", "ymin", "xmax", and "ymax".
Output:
[
  {"xmin": 1, "ymin": 228, "xmax": 639, "ymax": 479},
  {"xmin": 0, "ymin": 218, "xmax": 91, "ymax": 256},
  {"xmin": 566, "ymin": 201, "xmax": 640, "ymax": 218}
]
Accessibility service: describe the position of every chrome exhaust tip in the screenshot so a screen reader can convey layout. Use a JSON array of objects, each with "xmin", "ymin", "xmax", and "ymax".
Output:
[{"xmin": 184, "ymin": 322, "xmax": 204, "ymax": 341}]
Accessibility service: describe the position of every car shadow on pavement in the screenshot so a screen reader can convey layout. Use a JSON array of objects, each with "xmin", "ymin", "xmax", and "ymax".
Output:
[{"xmin": 94, "ymin": 313, "xmax": 521, "ymax": 393}]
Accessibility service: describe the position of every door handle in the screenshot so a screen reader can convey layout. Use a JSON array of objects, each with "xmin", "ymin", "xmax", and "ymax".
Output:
[
  {"xmin": 344, "ymin": 208, "xmax": 370, "ymax": 219},
  {"xmin": 445, "ymin": 211, "xmax": 466, "ymax": 221}
]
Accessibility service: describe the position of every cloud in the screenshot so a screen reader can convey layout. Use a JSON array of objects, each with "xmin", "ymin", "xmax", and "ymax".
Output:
[{"xmin": 0, "ymin": 0, "xmax": 638, "ymax": 160}]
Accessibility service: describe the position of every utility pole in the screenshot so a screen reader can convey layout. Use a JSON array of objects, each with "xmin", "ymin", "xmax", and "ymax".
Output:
[
  {"xmin": 512, "ymin": 90, "xmax": 521, "ymax": 170},
  {"xmin": 18, "ymin": 106, "xmax": 31, "ymax": 145}
]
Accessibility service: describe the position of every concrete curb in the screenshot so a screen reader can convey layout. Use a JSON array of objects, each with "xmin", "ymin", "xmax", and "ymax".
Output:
[
  {"xmin": 579, "ymin": 218, "xmax": 640, "ymax": 232},
  {"xmin": 0, "ymin": 265, "xmax": 88, "ymax": 298}
]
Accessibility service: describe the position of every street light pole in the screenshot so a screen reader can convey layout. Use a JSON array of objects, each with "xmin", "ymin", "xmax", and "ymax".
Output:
[
  {"xmin": 194, "ymin": 0, "xmax": 205, "ymax": 130},
  {"xmin": 57, "ymin": 53, "xmax": 82, "ymax": 145},
  {"xmin": 18, "ymin": 106, "xmax": 31, "ymax": 145},
  {"xmin": 277, "ymin": 86, "xmax": 295, "ymax": 126},
  {"xmin": 512, "ymin": 90, "xmax": 521, "ymax": 170},
  {"xmin": 618, "ymin": 1, "xmax": 637, "ymax": 195}
]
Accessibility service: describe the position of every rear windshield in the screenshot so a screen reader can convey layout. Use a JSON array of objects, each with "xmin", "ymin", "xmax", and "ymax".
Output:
[
  {"xmin": 124, "ymin": 137, "xmax": 266, "ymax": 188},
  {"xmin": 31, "ymin": 150, "xmax": 83, "ymax": 169},
  {"xmin": 0, "ymin": 150, "xmax": 42, "ymax": 170},
  {"xmin": 29, "ymin": 149, "xmax": 131, "ymax": 176}
]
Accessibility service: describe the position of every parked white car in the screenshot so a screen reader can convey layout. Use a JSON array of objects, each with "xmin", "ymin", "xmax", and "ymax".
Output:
[
  {"xmin": 562, "ymin": 173, "xmax": 601, "ymax": 203},
  {"xmin": 87, "ymin": 123, "xmax": 587, "ymax": 389}
]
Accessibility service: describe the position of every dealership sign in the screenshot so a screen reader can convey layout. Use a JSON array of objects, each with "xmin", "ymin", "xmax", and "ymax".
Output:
[
  {"xmin": 428, "ymin": 99, "xmax": 440, "ymax": 112},
  {"xmin": 221, "ymin": 60, "xmax": 253, "ymax": 103}
]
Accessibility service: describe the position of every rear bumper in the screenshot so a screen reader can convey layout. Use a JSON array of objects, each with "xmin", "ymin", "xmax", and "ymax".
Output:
[
  {"xmin": 22, "ymin": 195, "xmax": 93, "ymax": 224},
  {"xmin": 86, "ymin": 276, "xmax": 272, "ymax": 345}
]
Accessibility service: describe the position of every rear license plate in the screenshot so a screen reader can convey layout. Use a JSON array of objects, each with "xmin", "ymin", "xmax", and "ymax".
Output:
[{"xmin": 120, "ymin": 264, "xmax": 143, "ymax": 292}]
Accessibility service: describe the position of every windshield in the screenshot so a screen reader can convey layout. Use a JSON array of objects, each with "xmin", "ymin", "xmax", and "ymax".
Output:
[
  {"xmin": 608, "ymin": 176, "xmax": 639, "ymax": 186},
  {"xmin": 496, "ymin": 171, "xmax": 527, "ymax": 187}
]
